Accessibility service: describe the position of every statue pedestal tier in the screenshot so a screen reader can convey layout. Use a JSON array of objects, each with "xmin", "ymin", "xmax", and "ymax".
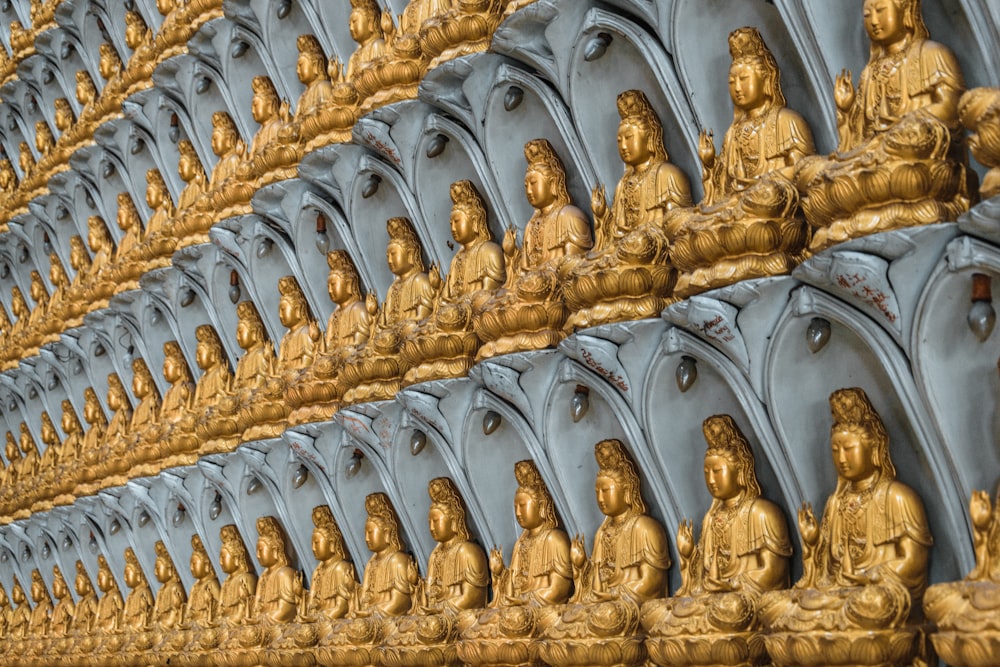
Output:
[
  {"xmin": 379, "ymin": 612, "xmax": 463, "ymax": 667},
  {"xmin": 536, "ymin": 600, "xmax": 648, "ymax": 667},
  {"xmin": 456, "ymin": 606, "xmax": 541, "ymax": 667},
  {"xmin": 924, "ymin": 581, "xmax": 1000, "ymax": 667}
]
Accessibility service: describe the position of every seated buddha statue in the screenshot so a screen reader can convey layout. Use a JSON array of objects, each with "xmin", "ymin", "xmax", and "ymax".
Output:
[
  {"xmin": 924, "ymin": 482, "xmax": 1000, "ymax": 667},
  {"xmin": 9, "ymin": 579, "xmax": 30, "ymax": 640},
  {"xmin": 458, "ymin": 459, "xmax": 572, "ymax": 666},
  {"xmin": 641, "ymin": 415, "xmax": 791, "ymax": 667},
  {"xmin": 287, "ymin": 250, "xmax": 372, "ymax": 424},
  {"xmin": 17, "ymin": 141, "xmax": 36, "ymax": 185},
  {"xmin": 73, "ymin": 561, "xmax": 99, "ymax": 636},
  {"xmin": 43, "ymin": 252, "xmax": 81, "ymax": 340},
  {"xmin": 127, "ymin": 357, "xmax": 163, "ymax": 473},
  {"xmin": 285, "ymin": 35, "xmax": 351, "ymax": 152},
  {"xmin": 92, "ymin": 373, "xmax": 134, "ymax": 489},
  {"xmin": 561, "ymin": 90, "xmax": 692, "ymax": 331},
  {"xmin": 95, "ymin": 42, "xmax": 127, "ymax": 118},
  {"xmin": 135, "ymin": 168, "xmax": 178, "ymax": 265},
  {"xmin": 76, "ymin": 387, "xmax": 109, "ymax": 491},
  {"xmin": 152, "ymin": 541, "xmax": 187, "ymax": 631},
  {"xmin": 123, "ymin": 10, "xmax": 156, "ymax": 88},
  {"xmin": 474, "ymin": 139, "xmax": 593, "ymax": 360},
  {"xmin": 73, "ymin": 70, "xmax": 100, "ymax": 129},
  {"xmin": 248, "ymin": 516, "xmax": 302, "ymax": 639},
  {"xmin": 537, "ymin": 438, "xmax": 671, "ymax": 667},
  {"xmin": 410, "ymin": 0, "xmax": 503, "ymax": 71},
  {"xmin": 122, "ymin": 547, "xmax": 154, "ymax": 635},
  {"xmin": 959, "ymin": 86, "xmax": 1000, "ymax": 199},
  {"xmin": 16, "ymin": 422, "xmax": 41, "ymax": 496},
  {"xmin": 169, "ymin": 140, "xmax": 210, "ymax": 245},
  {"xmin": 34, "ymin": 120, "xmax": 55, "ymax": 162},
  {"xmin": 795, "ymin": 0, "xmax": 969, "ymax": 252},
  {"xmin": 201, "ymin": 111, "xmax": 252, "ymax": 221},
  {"xmin": 4, "ymin": 286, "xmax": 29, "ymax": 361},
  {"xmin": 239, "ymin": 76, "xmax": 299, "ymax": 188},
  {"xmin": 27, "ymin": 570, "xmax": 53, "ymax": 637},
  {"xmin": 319, "ymin": 493, "xmax": 415, "ymax": 662},
  {"xmin": 109, "ymin": 192, "xmax": 148, "ymax": 291},
  {"xmin": 49, "ymin": 566, "xmax": 74, "ymax": 638},
  {"xmin": 669, "ymin": 28, "xmax": 815, "ymax": 298},
  {"xmin": 189, "ymin": 325, "xmax": 238, "ymax": 454},
  {"xmin": 759, "ymin": 387, "xmax": 933, "ymax": 667},
  {"xmin": 95, "ymin": 555, "xmax": 124, "ymax": 634},
  {"xmin": 8, "ymin": 21, "xmax": 33, "ymax": 62},
  {"xmin": 218, "ymin": 524, "xmax": 258, "ymax": 627},
  {"xmin": 154, "ymin": 341, "xmax": 196, "ymax": 459},
  {"xmin": 51, "ymin": 400, "xmax": 83, "ymax": 504},
  {"xmin": 31, "ymin": 411, "xmax": 61, "ymax": 511},
  {"xmin": 81, "ymin": 215, "xmax": 116, "ymax": 303},
  {"xmin": 183, "ymin": 535, "xmax": 220, "ymax": 630},
  {"xmin": 21, "ymin": 269, "xmax": 50, "ymax": 351},
  {"xmin": 381, "ymin": 477, "xmax": 488, "ymax": 665},
  {"xmin": 341, "ymin": 216, "xmax": 435, "ymax": 403},
  {"xmin": 0, "ymin": 157, "xmax": 18, "ymax": 207},
  {"xmin": 402, "ymin": 180, "xmax": 504, "ymax": 385}
]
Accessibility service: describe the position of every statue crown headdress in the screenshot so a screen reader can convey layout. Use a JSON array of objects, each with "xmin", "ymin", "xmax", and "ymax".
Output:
[
  {"xmin": 327, "ymin": 249, "xmax": 358, "ymax": 275},
  {"xmin": 450, "ymin": 179, "xmax": 485, "ymax": 210},
  {"xmin": 212, "ymin": 111, "xmax": 238, "ymax": 135},
  {"xmin": 387, "ymin": 216, "xmax": 419, "ymax": 246},
  {"xmin": 220, "ymin": 525, "xmax": 251, "ymax": 570},
  {"xmin": 163, "ymin": 340, "xmax": 184, "ymax": 360},
  {"xmin": 297, "ymin": 34, "xmax": 324, "ymax": 58},
  {"xmin": 616, "ymin": 89, "xmax": 657, "ymax": 123},
  {"xmin": 312, "ymin": 505, "xmax": 346, "ymax": 555},
  {"xmin": 124, "ymin": 547, "xmax": 142, "ymax": 571},
  {"xmin": 195, "ymin": 324, "xmax": 220, "ymax": 346},
  {"xmin": 514, "ymin": 459, "xmax": 559, "ymax": 529},
  {"xmin": 251, "ymin": 76, "xmax": 278, "ymax": 98},
  {"xmin": 524, "ymin": 138, "xmax": 563, "ymax": 173},
  {"xmin": 75, "ymin": 561, "xmax": 87, "ymax": 577},
  {"xmin": 236, "ymin": 299, "xmax": 263, "ymax": 324},
  {"xmin": 728, "ymin": 27, "xmax": 768, "ymax": 60},
  {"xmin": 154, "ymin": 540, "xmax": 170, "ymax": 559},
  {"xmin": 428, "ymin": 477, "xmax": 471, "ymax": 540}
]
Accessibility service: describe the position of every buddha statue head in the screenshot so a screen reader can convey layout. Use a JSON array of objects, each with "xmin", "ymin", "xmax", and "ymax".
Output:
[
  {"xmin": 131, "ymin": 357, "xmax": 157, "ymax": 401},
  {"xmin": 124, "ymin": 547, "xmax": 147, "ymax": 589},
  {"xmin": 11, "ymin": 578, "xmax": 25, "ymax": 606},
  {"xmin": 190, "ymin": 534, "xmax": 214, "ymax": 580},
  {"xmin": 52, "ymin": 565, "xmax": 68, "ymax": 600},
  {"xmin": 154, "ymin": 541, "xmax": 179, "ymax": 584},
  {"xmin": 30, "ymin": 569, "xmax": 49, "ymax": 603},
  {"xmin": 524, "ymin": 139, "xmax": 571, "ymax": 213},
  {"xmin": 19, "ymin": 422, "xmax": 38, "ymax": 456},
  {"xmin": 53, "ymin": 98, "xmax": 74, "ymax": 133},
  {"xmin": 124, "ymin": 10, "xmax": 150, "ymax": 50},
  {"xmin": 18, "ymin": 142, "xmax": 34, "ymax": 174},
  {"xmin": 256, "ymin": 516, "xmax": 291, "ymax": 569},
  {"xmin": 326, "ymin": 250, "xmax": 363, "ymax": 307},
  {"xmin": 49, "ymin": 252, "xmax": 69, "ymax": 289},
  {"xmin": 513, "ymin": 459, "xmax": 559, "ymax": 532},
  {"xmin": 727, "ymin": 27, "xmax": 784, "ymax": 118},
  {"xmin": 87, "ymin": 216, "xmax": 112, "ymax": 254},
  {"xmin": 702, "ymin": 415, "xmax": 761, "ymax": 504},
  {"xmin": 829, "ymin": 387, "xmax": 895, "ymax": 488},
  {"xmin": 615, "ymin": 89, "xmax": 668, "ymax": 168},
  {"xmin": 236, "ymin": 300, "xmax": 267, "ymax": 351},
  {"xmin": 0, "ymin": 158, "xmax": 18, "ymax": 192},
  {"xmin": 117, "ymin": 192, "xmax": 140, "ymax": 233},
  {"xmin": 162, "ymin": 341, "xmax": 193, "ymax": 384},
  {"xmin": 863, "ymin": 0, "xmax": 929, "ymax": 53},
  {"xmin": 98, "ymin": 42, "xmax": 122, "ymax": 81},
  {"xmin": 61, "ymin": 399, "xmax": 82, "ymax": 437},
  {"xmin": 349, "ymin": 0, "xmax": 383, "ymax": 46},
  {"xmin": 386, "ymin": 216, "xmax": 425, "ymax": 277},
  {"xmin": 220, "ymin": 524, "xmax": 252, "ymax": 575},
  {"xmin": 296, "ymin": 35, "xmax": 328, "ymax": 86},
  {"xmin": 250, "ymin": 76, "xmax": 281, "ymax": 124},
  {"xmin": 3, "ymin": 431, "xmax": 17, "ymax": 462},
  {"xmin": 11, "ymin": 285, "xmax": 28, "ymax": 321},
  {"xmin": 40, "ymin": 411, "xmax": 58, "ymax": 448},
  {"xmin": 277, "ymin": 275, "xmax": 312, "ymax": 330},
  {"xmin": 75, "ymin": 71, "xmax": 97, "ymax": 106},
  {"xmin": 211, "ymin": 112, "xmax": 239, "ymax": 158},
  {"xmin": 145, "ymin": 168, "xmax": 170, "ymax": 209},
  {"xmin": 35, "ymin": 120, "xmax": 54, "ymax": 154},
  {"xmin": 311, "ymin": 505, "xmax": 348, "ymax": 563},
  {"xmin": 75, "ymin": 561, "xmax": 93, "ymax": 597},
  {"xmin": 107, "ymin": 372, "xmax": 130, "ymax": 413},
  {"xmin": 156, "ymin": 0, "xmax": 175, "ymax": 17},
  {"xmin": 365, "ymin": 492, "xmax": 404, "ymax": 554},
  {"xmin": 449, "ymin": 180, "xmax": 492, "ymax": 246},
  {"xmin": 177, "ymin": 140, "xmax": 204, "ymax": 184},
  {"xmin": 83, "ymin": 387, "xmax": 107, "ymax": 427},
  {"xmin": 428, "ymin": 476, "xmax": 472, "ymax": 544},
  {"xmin": 195, "ymin": 325, "xmax": 226, "ymax": 372},
  {"xmin": 29, "ymin": 269, "xmax": 48, "ymax": 304},
  {"xmin": 594, "ymin": 438, "xmax": 647, "ymax": 518},
  {"xmin": 97, "ymin": 555, "xmax": 116, "ymax": 593}
]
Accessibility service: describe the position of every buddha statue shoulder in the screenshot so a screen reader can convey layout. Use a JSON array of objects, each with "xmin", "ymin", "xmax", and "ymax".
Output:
[
  {"xmin": 9, "ymin": 580, "xmax": 30, "ymax": 640},
  {"xmin": 184, "ymin": 535, "xmax": 221, "ymax": 628},
  {"xmin": 27, "ymin": 569, "xmax": 53, "ymax": 637},
  {"xmin": 537, "ymin": 439, "xmax": 671, "ymax": 667},
  {"xmin": 252, "ymin": 517, "xmax": 302, "ymax": 625},
  {"xmin": 95, "ymin": 555, "xmax": 124, "ymax": 633},
  {"xmin": 218, "ymin": 525, "xmax": 258, "ymax": 625},
  {"xmin": 759, "ymin": 387, "xmax": 933, "ymax": 667},
  {"xmin": 72, "ymin": 561, "xmax": 99, "ymax": 635},
  {"xmin": 562, "ymin": 90, "xmax": 692, "ymax": 330},
  {"xmin": 122, "ymin": 547, "xmax": 154, "ymax": 631},
  {"xmin": 49, "ymin": 565, "xmax": 75, "ymax": 636},
  {"xmin": 796, "ymin": 0, "xmax": 969, "ymax": 251},
  {"xmin": 642, "ymin": 415, "xmax": 791, "ymax": 666},
  {"xmin": 458, "ymin": 460, "xmax": 571, "ymax": 666},
  {"xmin": 152, "ymin": 541, "xmax": 187, "ymax": 630}
]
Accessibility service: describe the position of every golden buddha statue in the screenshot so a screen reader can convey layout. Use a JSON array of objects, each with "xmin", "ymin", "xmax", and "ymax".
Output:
[
  {"xmin": 51, "ymin": 400, "xmax": 83, "ymax": 504},
  {"xmin": 18, "ymin": 141, "xmax": 35, "ymax": 181},
  {"xmin": 0, "ymin": 157, "xmax": 18, "ymax": 203},
  {"xmin": 96, "ymin": 42, "xmax": 127, "ymax": 114},
  {"xmin": 34, "ymin": 120, "xmax": 54, "ymax": 159},
  {"xmin": 189, "ymin": 325, "xmax": 238, "ymax": 454},
  {"xmin": 43, "ymin": 251, "xmax": 81, "ymax": 340},
  {"xmin": 218, "ymin": 524, "xmax": 258, "ymax": 626},
  {"xmin": 9, "ymin": 579, "xmax": 30, "ymax": 640},
  {"xmin": 304, "ymin": 506, "xmax": 358, "ymax": 621},
  {"xmin": 288, "ymin": 35, "xmax": 355, "ymax": 152},
  {"xmin": 84, "ymin": 373, "xmax": 133, "ymax": 491},
  {"xmin": 16, "ymin": 422, "xmax": 41, "ymax": 496},
  {"xmin": 170, "ymin": 140, "xmax": 210, "ymax": 244},
  {"xmin": 184, "ymin": 534, "xmax": 221, "ymax": 629},
  {"xmin": 381, "ymin": 478, "xmax": 488, "ymax": 666},
  {"xmin": 241, "ymin": 75, "xmax": 299, "ymax": 187},
  {"xmin": 75, "ymin": 69, "xmax": 98, "ymax": 116},
  {"xmin": 53, "ymin": 98, "xmax": 75, "ymax": 137},
  {"xmin": 76, "ymin": 387, "xmax": 109, "ymax": 490},
  {"xmin": 795, "ymin": 0, "xmax": 969, "ymax": 252},
  {"xmin": 123, "ymin": 547, "xmax": 155, "ymax": 633},
  {"xmin": 22, "ymin": 269, "xmax": 49, "ymax": 351},
  {"xmin": 73, "ymin": 561, "xmax": 99, "ymax": 635},
  {"xmin": 409, "ymin": 0, "xmax": 503, "ymax": 71},
  {"xmin": 252, "ymin": 517, "xmax": 303, "ymax": 625},
  {"xmin": 82, "ymin": 215, "xmax": 116, "ymax": 303},
  {"xmin": 959, "ymin": 87, "xmax": 1000, "ymax": 198},
  {"xmin": 287, "ymin": 251, "xmax": 372, "ymax": 424},
  {"xmin": 341, "ymin": 217, "xmax": 435, "ymax": 404},
  {"xmin": 402, "ymin": 180, "xmax": 504, "ymax": 385},
  {"xmin": 0, "ymin": 583, "xmax": 8, "ymax": 639},
  {"xmin": 341, "ymin": 0, "xmax": 393, "ymax": 114},
  {"xmin": 759, "ymin": 387, "xmax": 933, "ymax": 667},
  {"xmin": 27, "ymin": 570, "xmax": 52, "ymax": 637},
  {"xmin": 203, "ymin": 111, "xmax": 252, "ymax": 221},
  {"xmin": 669, "ymin": 28, "xmax": 815, "ymax": 298},
  {"xmin": 152, "ymin": 541, "xmax": 187, "ymax": 631},
  {"xmin": 474, "ymin": 139, "xmax": 593, "ymax": 359},
  {"xmin": 128, "ymin": 356, "xmax": 163, "ymax": 473},
  {"xmin": 136, "ymin": 168, "xmax": 178, "ymax": 265},
  {"xmin": 31, "ymin": 411, "xmax": 61, "ymax": 511},
  {"xmin": 123, "ymin": 10, "xmax": 156, "ymax": 85},
  {"xmin": 49, "ymin": 566, "xmax": 74, "ymax": 637},
  {"xmin": 641, "ymin": 415, "xmax": 791, "ymax": 667},
  {"xmin": 924, "ymin": 482, "xmax": 1000, "ymax": 667},
  {"xmin": 95, "ymin": 555, "xmax": 124, "ymax": 633},
  {"xmin": 458, "ymin": 459, "xmax": 572, "ymax": 667},
  {"xmin": 155, "ymin": 341, "xmax": 196, "ymax": 458},
  {"xmin": 562, "ymin": 90, "xmax": 692, "ymax": 331},
  {"xmin": 8, "ymin": 21, "xmax": 34, "ymax": 62},
  {"xmin": 109, "ymin": 191, "xmax": 147, "ymax": 291},
  {"xmin": 537, "ymin": 438, "xmax": 671, "ymax": 667}
]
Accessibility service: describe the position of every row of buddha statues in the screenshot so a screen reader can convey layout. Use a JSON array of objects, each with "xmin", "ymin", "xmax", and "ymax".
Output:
[
  {"xmin": 5, "ymin": 0, "xmax": 1000, "ymax": 376},
  {"xmin": 0, "ymin": 387, "xmax": 994, "ymax": 666}
]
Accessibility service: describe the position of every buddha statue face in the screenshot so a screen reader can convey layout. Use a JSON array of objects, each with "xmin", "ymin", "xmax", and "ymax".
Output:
[
  {"xmin": 831, "ymin": 425, "xmax": 878, "ymax": 482},
  {"xmin": 211, "ymin": 122, "xmax": 235, "ymax": 157},
  {"xmin": 146, "ymin": 174, "xmax": 165, "ymax": 209},
  {"xmin": 728, "ymin": 61, "xmax": 767, "ymax": 112},
  {"xmin": 61, "ymin": 406, "xmax": 76, "ymax": 435},
  {"xmin": 349, "ymin": 5, "xmax": 376, "ymax": 44},
  {"xmin": 87, "ymin": 218, "xmax": 107, "ymax": 252},
  {"xmin": 154, "ymin": 552, "xmax": 171, "ymax": 583},
  {"xmin": 296, "ymin": 47, "xmax": 323, "ymax": 85},
  {"xmin": 178, "ymin": 142, "xmax": 199, "ymax": 182},
  {"xmin": 327, "ymin": 270, "xmax": 353, "ymax": 306},
  {"xmin": 156, "ymin": 0, "xmax": 174, "ymax": 16},
  {"xmin": 863, "ymin": 0, "xmax": 909, "ymax": 47},
  {"xmin": 278, "ymin": 290, "xmax": 305, "ymax": 329},
  {"xmin": 76, "ymin": 567, "xmax": 92, "ymax": 596},
  {"xmin": 251, "ymin": 83, "xmax": 279, "ymax": 124},
  {"xmin": 97, "ymin": 562, "xmax": 113, "ymax": 593},
  {"xmin": 49, "ymin": 255, "xmax": 66, "ymax": 287},
  {"xmin": 163, "ymin": 352, "xmax": 180, "ymax": 383},
  {"xmin": 30, "ymin": 272, "xmax": 45, "ymax": 301},
  {"xmin": 107, "ymin": 382, "xmax": 124, "ymax": 411},
  {"xmin": 12, "ymin": 582, "xmax": 24, "ymax": 605},
  {"xmin": 31, "ymin": 574, "xmax": 45, "ymax": 602},
  {"xmin": 256, "ymin": 533, "xmax": 278, "ymax": 568},
  {"xmin": 312, "ymin": 526, "xmax": 333, "ymax": 561},
  {"xmin": 117, "ymin": 197, "xmax": 135, "ymax": 232},
  {"xmin": 617, "ymin": 119, "xmax": 653, "ymax": 167},
  {"xmin": 191, "ymin": 545, "xmax": 210, "ymax": 579},
  {"xmin": 428, "ymin": 506, "xmax": 458, "ymax": 543},
  {"xmin": 524, "ymin": 167, "xmax": 557, "ymax": 211},
  {"xmin": 595, "ymin": 473, "xmax": 628, "ymax": 518},
  {"xmin": 450, "ymin": 206, "xmax": 478, "ymax": 245},
  {"xmin": 84, "ymin": 392, "xmax": 101, "ymax": 425},
  {"xmin": 195, "ymin": 333, "xmax": 221, "ymax": 371},
  {"xmin": 364, "ymin": 516, "xmax": 388, "ymax": 553},
  {"xmin": 386, "ymin": 240, "xmax": 416, "ymax": 277},
  {"xmin": 98, "ymin": 44, "xmax": 120, "ymax": 80},
  {"xmin": 76, "ymin": 72, "xmax": 95, "ymax": 106},
  {"xmin": 124, "ymin": 559, "xmax": 140, "ymax": 589},
  {"xmin": 703, "ymin": 454, "xmax": 742, "ymax": 501},
  {"xmin": 132, "ymin": 366, "xmax": 150, "ymax": 398},
  {"xmin": 220, "ymin": 545, "xmax": 239, "ymax": 574},
  {"xmin": 124, "ymin": 12, "xmax": 147, "ymax": 50},
  {"xmin": 513, "ymin": 490, "xmax": 543, "ymax": 531},
  {"xmin": 236, "ymin": 315, "xmax": 258, "ymax": 350},
  {"xmin": 53, "ymin": 571, "xmax": 67, "ymax": 599},
  {"xmin": 40, "ymin": 413, "xmax": 56, "ymax": 445}
]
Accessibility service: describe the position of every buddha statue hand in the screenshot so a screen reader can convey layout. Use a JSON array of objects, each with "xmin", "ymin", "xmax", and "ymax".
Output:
[
  {"xmin": 489, "ymin": 546, "xmax": 505, "ymax": 579},
  {"xmin": 590, "ymin": 184, "xmax": 610, "ymax": 245},
  {"xmin": 698, "ymin": 129, "xmax": 716, "ymax": 171},
  {"xmin": 675, "ymin": 519, "xmax": 696, "ymax": 596},
  {"xmin": 834, "ymin": 69, "xmax": 856, "ymax": 115},
  {"xmin": 968, "ymin": 490, "xmax": 993, "ymax": 580},
  {"xmin": 796, "ymin": 502, "xmax": 819, "ymax": 587}
]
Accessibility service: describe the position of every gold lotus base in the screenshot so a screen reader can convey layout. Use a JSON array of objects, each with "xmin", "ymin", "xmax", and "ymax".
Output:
[
  {"xmin": 674, "ymin": 251, "xmax": 800, "ymax": 299},
  {"xmin": 563, "ymin": 263, "xmax": 677, "ymax": 331},
  {"xmin": 763, "ymin": 629, "xmax": 920, "ymax": 667},
  {"xmin": 401, "ymin": 330, "xmax": 481, "ymax": 386},
  {"xmin": 645, "ymin": 632, "xmax": 767, "ymax": 667},
  {"xmin": 474, "ymin": 298, "xmax": 568, "ymax": 360},
  {"xmin": 930, "ymin": 632, "xmax": 1000, "ymax": 667}
]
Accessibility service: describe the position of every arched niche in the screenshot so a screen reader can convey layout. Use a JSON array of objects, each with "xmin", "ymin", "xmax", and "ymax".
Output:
[
  {"xmin": 30, "ymin": 356, "xmax": 73, "ymax": 436},
  {"xmin": 85, "ymin": 309, "xmax": 142, "ymax": 406},
  {"xmin": 13, "ymin": 59, "xmax": 61, "ymax": 137},
  {"xmin": 566, "ymin": 7, "xmax": 700, "ymax": 201},
  {"xmin": 911, "ymin": 238, "xmax": 1000, "ymax": 497},
  {"xmin": 764, "ymin": 286, "xmax": 969, "ymax": 584},
  {"xmin": 106, "ymin": 295, "xmax": 163, "ymax": 398},
  {"xmin": 68, "ymin": 327, "xmax": 122, "ymax": 417},
  {"xmin": 67, "ymin": 148, "xmax": 138, "ymax": 244},
  {"xmin": 49, "ymin": 171, "xmax": 102, "ymax": 242},
  {"xmin": 478, "ymin": 61, "xmax": 596, "ymax": 233},
  {"xmin": 308, "ymin": 0, "xmax": 365, "ymax": 64},
  {"xmin": 190, "ymin": 472, "xmax": 236, "ymax": 585},
  {"xmin": 95, "ymin": 119, "xmax": 163, "ymax": 216},
  {"xmin": 285, "ymin": 195, "xmax": 358, "ymax": 321},
  {"xmin": 33, "ymin": 29, "xmax": 90, "ymax": 118},
  {"xmin": 122, "ymin": 90, "xmax": 188, "ymax": 200},
  {"xmin": 151, "ymin": 59, "xmax": 223, "ymax": 173},
  {"xmin": 132, "ymin": 292, "xmax": 183, "ymax": 399},
  {"xmin": 38, "ymin": 343, "xmax": 90, "ymax": 426},
  {"xmin": 176, "ymin": 246, "xmax": 243, "ymax": 364},
  {"xmin": 671, "ymin": 0, "xmax": 835, "ymax": 155},
  {"xmin": 240, "ymin": 0, "xmax": 312, "ymax": 104}
]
